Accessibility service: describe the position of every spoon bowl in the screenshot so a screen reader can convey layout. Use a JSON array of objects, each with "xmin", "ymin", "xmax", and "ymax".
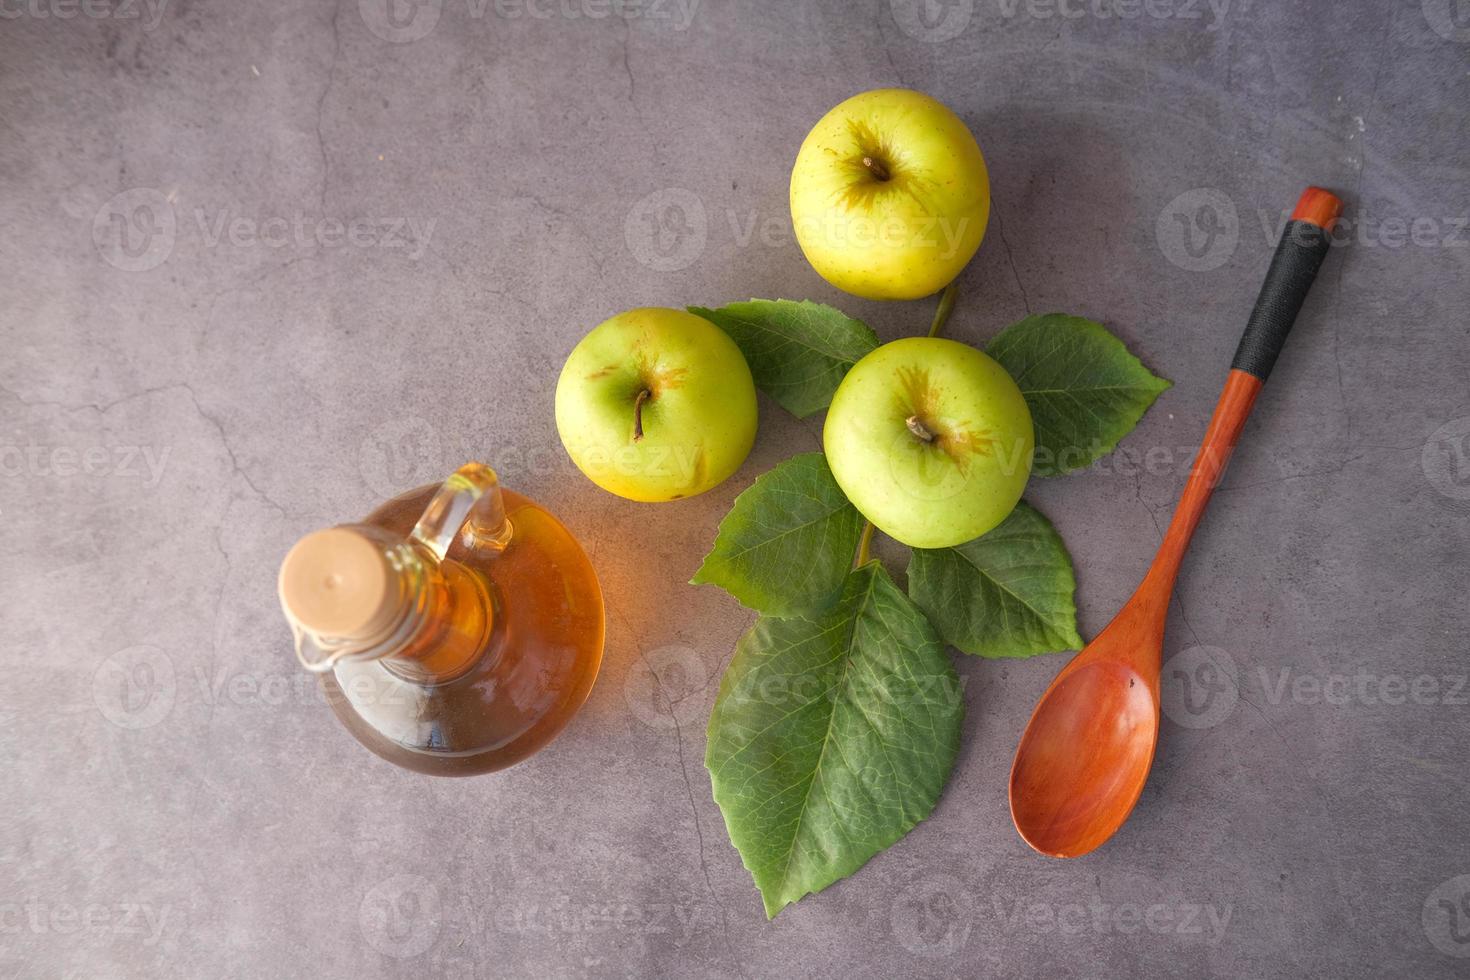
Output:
[{"xmin": 1010, "ymin": 658, "xmax": 1158, "ymax": 857}]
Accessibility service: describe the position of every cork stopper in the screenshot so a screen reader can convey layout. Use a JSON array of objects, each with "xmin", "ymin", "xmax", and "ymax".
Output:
[{"xmin": 278, "ymin": 527, "xmax": 401, "ymax": 639}]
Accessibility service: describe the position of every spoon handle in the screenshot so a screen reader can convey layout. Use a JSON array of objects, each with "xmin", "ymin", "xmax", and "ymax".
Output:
[
  {"xmin": 1146, "ymin": 187, "xmax": 1343, "ymax": 590},
  {"xmin": 1230, "ymin": 186, "xmax": 1344, "ymax": 382}
]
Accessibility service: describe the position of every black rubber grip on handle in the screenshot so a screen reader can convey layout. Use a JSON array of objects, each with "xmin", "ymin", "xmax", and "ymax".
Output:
[{"xmin": 1230, "ymin": 219, "xmax": 1334, "ymax": 380}]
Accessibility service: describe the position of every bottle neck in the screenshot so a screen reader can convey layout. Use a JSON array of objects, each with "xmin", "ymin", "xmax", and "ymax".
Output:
[{"xmin": 287, "ymin": 531, "xmax": 491, "ymax": 683}]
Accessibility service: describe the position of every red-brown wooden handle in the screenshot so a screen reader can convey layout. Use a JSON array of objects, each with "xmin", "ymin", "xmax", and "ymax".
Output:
[{"xmin": 1148, "ymin": 187, "xmax": 1342, "ymax": 588}]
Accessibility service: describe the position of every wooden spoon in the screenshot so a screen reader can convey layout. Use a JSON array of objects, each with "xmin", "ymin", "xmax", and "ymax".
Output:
[{"xmin": 1009, "ymin": 187, "xmax": 1344, "ymax": 858}]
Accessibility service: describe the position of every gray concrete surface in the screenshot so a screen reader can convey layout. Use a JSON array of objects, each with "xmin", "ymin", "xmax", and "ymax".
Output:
[{"xmin": 3, "ymin": 1, "xmax": 1469, "ymax": 977}]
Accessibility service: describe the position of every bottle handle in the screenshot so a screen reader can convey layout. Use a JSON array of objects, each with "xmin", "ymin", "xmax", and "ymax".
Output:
[{"xmin": 410, "ymin": 462, "xmax": 513, "ymax": 560}]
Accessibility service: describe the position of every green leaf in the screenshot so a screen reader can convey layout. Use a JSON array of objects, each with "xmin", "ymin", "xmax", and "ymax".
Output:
[
  {"xmin": 691, "ymin": 453, "xmax": 864, "ymax": 619},
  {"xmin": 985, "ymin": 314, "xmax": 1171, "ymax": 476},
  {"xmin": 689, "ymin": 300, "xmax": 878, "ymax": 418},
  {"xmin": 705, "ymin": 562, "xmax": 963, "ymax": 918},
  {"xmin": 907, "ymin": 501, "xmax": 1083, "ymax": 659}
]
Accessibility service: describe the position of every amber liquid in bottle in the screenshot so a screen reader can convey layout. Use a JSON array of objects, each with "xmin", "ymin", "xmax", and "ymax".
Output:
[{"xmin": 285, "ymin": 470, "xmax": 604, "ymax": 776}]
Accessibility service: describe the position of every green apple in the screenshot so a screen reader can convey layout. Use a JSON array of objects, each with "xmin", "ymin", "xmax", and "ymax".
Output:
[
  {"xmin": 790, "ymin": 88, "xmax": 990, "ymax": 301},
  {"xmin": 823, "ymin": 337, "xmax": 1032, "ymax": 548},
  {"xmin": 556, "ymin": 308, "xmax": 758, "ymax": 502}
]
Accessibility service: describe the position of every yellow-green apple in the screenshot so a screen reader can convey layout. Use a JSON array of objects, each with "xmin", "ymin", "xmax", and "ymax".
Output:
[
  {"xmin": 790, "ymin": 88, "xmax": 990, "ymax": 301},
  {"xmin": 823, "ymin": 337, "xmax": 1032, "ymax": 548},
  {"xmin": 556, "ymin": 308, "xmax": 758, "ymax": 502}
]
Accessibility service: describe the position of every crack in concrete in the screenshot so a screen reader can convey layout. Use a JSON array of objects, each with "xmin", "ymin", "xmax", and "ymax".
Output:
[
  {"xmin": 615, "ymin": 605, "xmax": 743, "ymax": 977},
  {"xmin": 525, "ymin": 193, "xmax": 609, "ymax": 275},
  {"xmin": 316, "ymin": 0, "xmax": 344, "ymax": 214},
  {"xmin": 1, "ymin": 380, "xmax": 289, "ymax": 518},
  {"xmin": 995, "ymin": 211, "xmax": 1032, "ymax": 316},
  {"xmin": 620, "ymin": 18, "xmax": 636, "ymax": 105}
]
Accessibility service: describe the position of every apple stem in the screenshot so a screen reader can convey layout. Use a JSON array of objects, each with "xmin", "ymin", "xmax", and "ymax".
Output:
[
  {"xmin": 906, "ymin": 415, "xmax": 936, "ymax": 443},
  {"xmin": 927, "ymin": 281, "xmax": 958, "ymax": 338},
  {"xmin": 632, "ymin": 388, "xmax": 652, "ymax": 442},
  {"xmin": 854, "ymin": 521, "xmax": 875, "ymax": 567},
  {"xmin": 861, "ymin": 155, "xmax": 891, "ymax": 182}
]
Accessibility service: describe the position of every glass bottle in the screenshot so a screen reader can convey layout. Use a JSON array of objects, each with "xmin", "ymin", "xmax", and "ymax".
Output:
[{"xmin": 278, "ymin": 463, "xmax": 604, "ymax": 775}]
